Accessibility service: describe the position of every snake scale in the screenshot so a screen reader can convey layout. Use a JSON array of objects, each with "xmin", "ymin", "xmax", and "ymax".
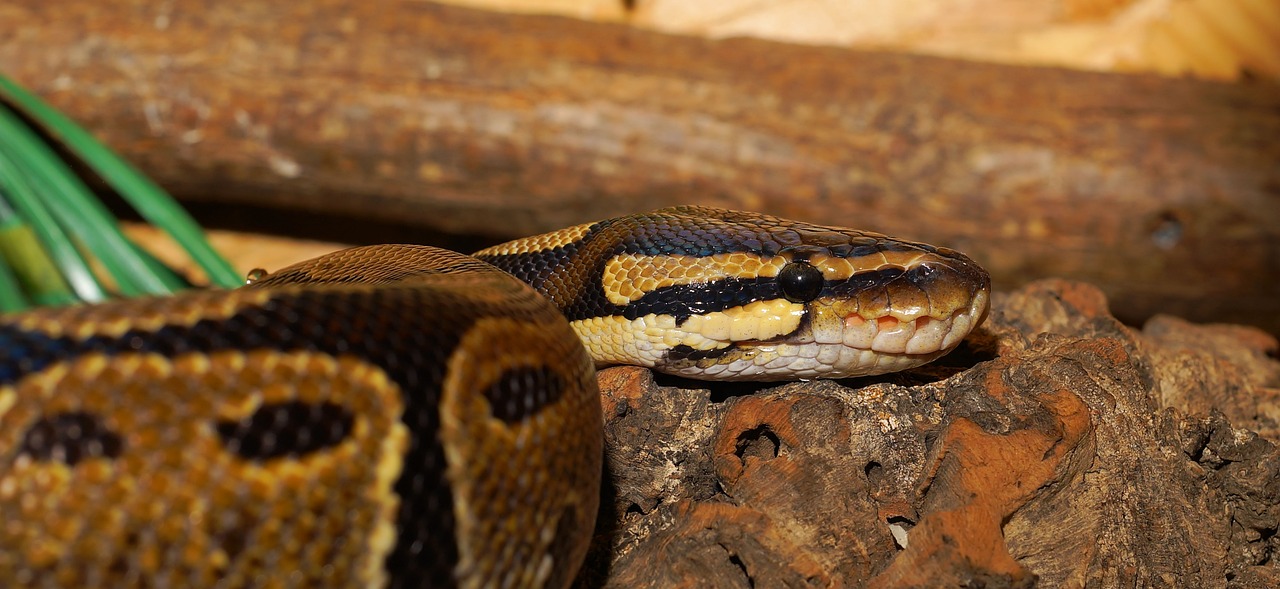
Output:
[{"xmin": 0, "ymin": 206, "xmax": 990, "ymax": 588}]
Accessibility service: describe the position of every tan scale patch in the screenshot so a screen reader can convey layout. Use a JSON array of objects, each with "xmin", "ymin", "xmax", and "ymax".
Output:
[
  {"xmin": 678, "ymin": 299, "xmax": 806, "ymax": 343},
  {"xmin": 439, "ymin": 316, "xmax": 601, "ymax": 589},
  {"xmin": 473, "ymin": 220, "xmax": 598, "ymax": 256},
  {"xmin": 0, "ymin": 391, "xmax": 15, "ymax": 420},
  {"xmin": 0, "ymin": 349, "xmax": 408, "ymax": 587},
  {"xmin": 601, "ymin": 252, "xmax": 787, "ymax": 305},
  {"xmin": 570, "ymin": 300, "xmax": 803, "ymax": 371},
  {"xmin": 807, "ymin": 251, "xmax": 931, "ymax": 281},
  {"xmin": 571, "ymin": 315, "xmax": 663, "ymax": 368},
  {"xmin": 11, "ymin": 289, "xmax": 276, "ymax": 341}
]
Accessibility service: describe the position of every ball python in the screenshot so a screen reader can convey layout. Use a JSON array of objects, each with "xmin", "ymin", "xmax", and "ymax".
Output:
[{"xmin": 0, "ymin": 206, "xmax": 990, "ymax": 588}]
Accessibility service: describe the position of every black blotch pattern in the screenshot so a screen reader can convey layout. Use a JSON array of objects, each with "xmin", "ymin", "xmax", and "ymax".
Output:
[
  {"xmin": 667, "ymin": 344, "xmax": 735, "ymax": 362},
  {"xmin": 628, "ymin": 277, "xmax": 783, "ymax": 325},
  {"xmin": 18, "ymin": 411, "xmax": 123, "ymax": 465},
  {"xmin": 0, "ymin": 286, "xmax": 517, "ymax": 585},
  {"xmin": 826, "ymin": 267, "xmax": 906, "ymax": 297},
  {"xmin": 476, "ymin": 229, "xmax": 595, "ymax": 295},
  {"xmin": 482, "ymin": 366, "xmax": 565, "ymax": 423},
  {"xmin": 778, "ymin": 262, "xmax": 824, "ymax": 303},
  {"xmin": 214, "ymin": 401, "xmax": 354, "ymax": 461},
  {"xmin": 212, "ymin": 525, "xmax": 250, "ymax": 567},
  {"xmin": 0, "ymin": 327, "xmax": 75, "ymax": 384}
]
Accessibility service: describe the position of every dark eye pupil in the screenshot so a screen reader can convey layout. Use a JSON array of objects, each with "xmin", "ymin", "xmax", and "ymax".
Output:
[{"xmin": 778, "ymin": 262, "xmax": 824, "ymax": 302}]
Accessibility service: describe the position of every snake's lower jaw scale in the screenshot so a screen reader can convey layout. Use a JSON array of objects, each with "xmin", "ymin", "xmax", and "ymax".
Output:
[
  {"xmin": 849, "ymin": 291, "xmax": 991, "ymax": 357},
  {"xmin": 654, "ymin": 301, "xmax": 990, "ymax": 382}
]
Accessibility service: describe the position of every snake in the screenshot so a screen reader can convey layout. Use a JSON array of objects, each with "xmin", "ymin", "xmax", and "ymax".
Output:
[{"xmin": 0, "ymin": 206, "xmax": 990, "ymax": 588}]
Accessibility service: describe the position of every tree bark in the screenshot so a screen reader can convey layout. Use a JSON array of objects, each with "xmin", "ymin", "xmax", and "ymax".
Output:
[
  {"xmin": 0, "ymin": 0, "xmax": 1277, "ymax": 333},
  {"xmin": 586, "ymin": 281, "xmax": 1280, "ymax": 588}
]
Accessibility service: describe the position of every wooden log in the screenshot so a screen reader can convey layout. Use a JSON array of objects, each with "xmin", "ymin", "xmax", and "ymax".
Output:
[{"xmin": 0, "ymin": 0, "xmax": 1277, "ymax": 333}]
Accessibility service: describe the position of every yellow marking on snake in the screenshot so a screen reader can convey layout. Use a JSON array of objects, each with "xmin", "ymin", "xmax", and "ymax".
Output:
[
  {"xmin": 602, "ymin": 253, "xmax": 787, "ymax": 305},
  {"xmin": 680, "ymin": 299, "xmax": 807, "ymax": 342},
  {"xmin": 570, "ymin": 298, "xmax": 806, "ymax": 370}
]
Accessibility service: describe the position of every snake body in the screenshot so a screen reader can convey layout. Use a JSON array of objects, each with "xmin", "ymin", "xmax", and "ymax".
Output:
[{"xmin": 0, "ymin": 206, "xmax": 989, "ymax": 588}]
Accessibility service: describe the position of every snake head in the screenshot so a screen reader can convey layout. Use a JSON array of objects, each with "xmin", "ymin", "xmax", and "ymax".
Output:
[
  {"xmin": 479, "ymin": 206, "xmax": 992, "ymax": 382},
  {"xmin": 768, "ymin": 238, "xmax": 992, "ymax": 378},
  {"xmin": 644, "ymin": 213, "xmax": 991, "ymax": 380}
]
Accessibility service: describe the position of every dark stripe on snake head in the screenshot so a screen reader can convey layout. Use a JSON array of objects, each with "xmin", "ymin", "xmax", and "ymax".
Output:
[
  {"xmin": 618, "ymin": 266, "xmax": 910, "ymax": 325},
  {"xmin": 622, "ymin": 277, "xmax": 782, "ymax": 325},
  {"xmin": 479, "ymin": 210, "xmax": 947, "ymax": 330},
  {"xmin": 491, "ymin": 255, "xmax": 918, "ymax": 326},
  {"xmin": 824, "ymin": 266, "xmax": 907, "ymax": 296}
]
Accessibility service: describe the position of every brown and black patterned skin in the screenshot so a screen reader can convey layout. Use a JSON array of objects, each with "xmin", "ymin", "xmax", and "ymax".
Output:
[
  {"xmin": 0, "ymin": 206, "xmax": 990, "ymax": 587},
  {"xmin": 476, "ymin": 206, "xmax": 991, "ymax": 381},
  {"xmin": 0, "ymin": 246, "xmax": 601, "ymax": 588}
]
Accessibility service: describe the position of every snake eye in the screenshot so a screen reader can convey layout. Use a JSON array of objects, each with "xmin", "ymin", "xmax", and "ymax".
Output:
[{"xmin": 778, "ymin": 262, "xmax": 824, "ymax": 303}]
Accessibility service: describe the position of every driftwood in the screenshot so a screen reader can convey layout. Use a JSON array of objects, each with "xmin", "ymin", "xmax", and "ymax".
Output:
[
  {"xmin": 579, "ymin": 280, "xmax": 1280, "ymax": 588},
  {"xmin": 0, "ymin": 0, "xmax": 1278, "ymax": 335}
]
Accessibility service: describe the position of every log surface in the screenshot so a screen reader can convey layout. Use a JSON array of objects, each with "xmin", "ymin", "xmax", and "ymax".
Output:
[
  {"xmin": 1, "ymin": 0, "xmax": 1277, "ymax": 333},
  {"xmin": 586, "ymin": 281, "xmax": 1280, "ymax": 587}
]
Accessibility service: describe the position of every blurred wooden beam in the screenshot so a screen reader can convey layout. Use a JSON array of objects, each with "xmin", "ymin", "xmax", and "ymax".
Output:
[{"xmin": 1, "ymin": 0, "xmax": 1277, "ymax": 333}]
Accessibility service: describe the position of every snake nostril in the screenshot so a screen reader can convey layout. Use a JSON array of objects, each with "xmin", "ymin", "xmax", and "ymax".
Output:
[{"xmin": 778, "ymin": 262, "xmax": 824, "ymax": 303}]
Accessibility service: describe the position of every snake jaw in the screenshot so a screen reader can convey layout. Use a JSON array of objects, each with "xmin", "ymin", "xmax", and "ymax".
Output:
[
  {"xmin": 835, "ymin": 294, "xmax": 988, "ymax": 357},
  {"xmin": 713, "ymin": 258, "xmax": 991, "ymax": 380},
  {"xmin": 584, "ymin": 251, "xmax": 992, "ymax": 381},
  {"xmin": 684, "ymin": 289, "xmax": 987, "ymax": 381}
]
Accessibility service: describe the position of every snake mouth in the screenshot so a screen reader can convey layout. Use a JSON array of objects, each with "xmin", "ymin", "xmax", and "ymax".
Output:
[
  {"xmin": 737, "ymin": 287, "xmax": 990, "ymax": 357},
  {"xmin": 837, "ymin": 300, "xmax": 986, "ymax": 355},
  {"xmin": 832, "ymin": 256, "xmax": 992, "ymax": 356},
  {"xmin": 674, "ymin": 292, "xmax": 988, "ymax": 381},
  {"xmin": 673, "ymin": 255, "xmax": 992, "ymax": 379}
]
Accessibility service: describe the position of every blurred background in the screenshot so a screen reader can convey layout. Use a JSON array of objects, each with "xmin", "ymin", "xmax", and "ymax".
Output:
[
  {"xmin": 457, "ymin": 0, "xmax": 1280, "ymax": 80},
  {"xmin": 0, "ymin": 0, "xmax": 1276, "ymax": 333}
]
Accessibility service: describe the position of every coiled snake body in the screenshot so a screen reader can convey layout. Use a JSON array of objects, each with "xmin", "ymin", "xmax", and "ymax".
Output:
[{"xmin": 0, "ymin": 206, "xmax": 989, "ymax": 588}]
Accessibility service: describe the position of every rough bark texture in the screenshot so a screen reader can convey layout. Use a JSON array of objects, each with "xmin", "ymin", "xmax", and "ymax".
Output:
[
  {"xmin": 580, "ymin": 280, "xmax": 1280, "ymax": 588},
  {"xmin": 1, "ymin": 0, "xmax": 1278, "ymax": 334}
]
